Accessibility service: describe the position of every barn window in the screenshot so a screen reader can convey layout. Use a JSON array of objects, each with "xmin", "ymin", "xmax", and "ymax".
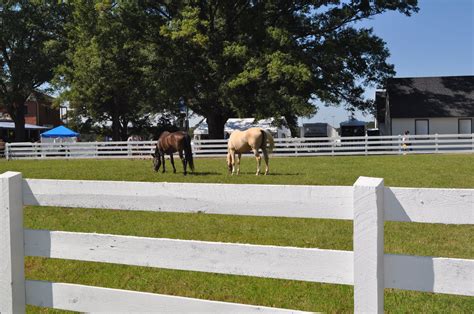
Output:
[
  {"xmin": 415, "ymin": 119, "xmax": 429, "ymax": 135},
  {"xmin": 458, "ymin": 119, "xmax": 472, "ymax": 134}
]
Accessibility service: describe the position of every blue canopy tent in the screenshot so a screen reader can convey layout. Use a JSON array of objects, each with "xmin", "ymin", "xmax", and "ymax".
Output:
[{"xmin": 41, "ymin": 126, "xmax": 79, "ymax": 143}]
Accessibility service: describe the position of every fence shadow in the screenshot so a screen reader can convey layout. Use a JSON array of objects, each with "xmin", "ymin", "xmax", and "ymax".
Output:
[
  {"xmin": 26, "ymin": 280, "xmax": 54, "ymax": 308},
  {"xmin": 383, "ymin": 188, "xmax": 436, "ymax": 294},
  {"xmin": 22, "ymin": 181, "xmax": 40, "ymax": 206},
  {"xmin": 385, "ymin": 254, "xmax": 435, "ymax": 294},
  {"xmin": 383, "ymin": 188, "xmax": 412, "ymax": 222},
  {"xmin": 24, "ymin": 229, "xmax": 53, "ymax": 307}
]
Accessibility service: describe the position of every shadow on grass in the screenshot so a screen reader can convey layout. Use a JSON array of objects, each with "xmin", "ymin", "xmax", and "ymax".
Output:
[
  {"xmin": 267, "ymin": 172, "xmax": 303, "ymax": 176},
  {"xmin": 189, "ymin": 172, "xmax": 221, "ymax": 176},
  {"xmin": 230, "ymin": 172, "xmax": 303, "ymax": 176}
]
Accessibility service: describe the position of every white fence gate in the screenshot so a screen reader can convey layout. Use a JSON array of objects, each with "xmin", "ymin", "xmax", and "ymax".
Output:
[
  {"xmin": 4, "ymin": 133, "xmax": 474, "ymax": 159},
  {"xmin": 0, "ymin": 172, "xmax": 473, "ymax": 313}
]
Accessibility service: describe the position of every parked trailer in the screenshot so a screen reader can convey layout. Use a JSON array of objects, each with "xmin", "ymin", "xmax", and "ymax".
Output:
[{"xmin": 300, "ymin": 123, "xmax": 338, "ymax": 138}]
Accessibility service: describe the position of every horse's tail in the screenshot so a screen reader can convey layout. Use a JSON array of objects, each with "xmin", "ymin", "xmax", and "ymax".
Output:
[
  {"xmin": 261, "ymin": 129, "xmax": 274, "ymax": 154},
  {"xmin": 184, "ymin": 134, "xmax": 195, "ymax": 172}
]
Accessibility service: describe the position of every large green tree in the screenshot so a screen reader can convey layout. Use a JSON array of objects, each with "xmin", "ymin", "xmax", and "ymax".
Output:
[
  {"xmin": 144, "ymin": 0, "xmax": 418, "ymax": 138},
  {"xmin": 56, "ymin": 1, "xmax": 157, "ymax": 141},
  {"xmin": 0, "ymin": 0, "xmax": 69, "ymax": 141}
]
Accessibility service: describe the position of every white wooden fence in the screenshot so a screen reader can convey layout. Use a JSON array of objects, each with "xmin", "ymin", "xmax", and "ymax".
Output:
[
  {"xmin": 4, "ymin": 133, "xmax": 474, "ymax": 159},
  {"xmin": 1, "ymin": 172, "xmax": 473, "ymax": 313}
]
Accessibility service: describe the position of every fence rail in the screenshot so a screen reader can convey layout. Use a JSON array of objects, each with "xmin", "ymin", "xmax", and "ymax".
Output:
[
  {"xmin": 1, "ymin": 172, "xmax": 473, "ymax": 313},
  {"xmin": 4, "ymin": 133, "xmax": 474, "ymax": 159}
]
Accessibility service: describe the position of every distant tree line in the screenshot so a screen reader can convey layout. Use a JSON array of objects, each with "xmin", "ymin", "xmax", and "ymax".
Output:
[{"xmin": 0, "ymin": 0, "xmax": 418, "ymax": 141}]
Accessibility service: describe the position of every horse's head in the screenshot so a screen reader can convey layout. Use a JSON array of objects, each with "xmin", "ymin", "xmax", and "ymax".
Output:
[{"xmin": 151, "ymin": 147, "xmax": 161, "ymax": 172}]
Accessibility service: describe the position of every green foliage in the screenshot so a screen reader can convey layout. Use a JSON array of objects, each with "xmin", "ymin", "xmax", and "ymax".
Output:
[
  {"xmin": 55, "ymin": 1, "xmax": 158, "ymax": 140},
  {"xmin": 143, "ymin": 1, "xmax": 419, "ymax": 137},
  {"xmin": 0, "ymin": 1, "xmax": 69, "ymax": 141},
  {"xmin": 2, "ymin": 1, "xmax": 420, "ymax": 141}
]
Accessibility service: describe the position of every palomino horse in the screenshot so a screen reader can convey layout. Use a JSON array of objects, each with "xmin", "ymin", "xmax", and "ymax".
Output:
[
  {"xmin": 152, "ymin": 131, "xmax": 194, "ymax": 175},
  {"xmin": 227, "ymin": 127, "xmax": 274, "ymax": 175}
]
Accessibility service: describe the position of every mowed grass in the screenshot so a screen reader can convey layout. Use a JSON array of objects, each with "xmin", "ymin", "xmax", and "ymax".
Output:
[
  {"xmin": 0, "ymin": 154, "xmax": 472, "ymax": 312},
  {"xmin": 1, "ymin": 153, "xmax": 473, "ymax": 187}
]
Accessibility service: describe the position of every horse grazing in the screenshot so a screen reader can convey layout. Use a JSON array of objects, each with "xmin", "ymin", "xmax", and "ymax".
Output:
[
  {"xmin": 152, "ymin": 131, "xmax": 194, "ymax": 175},
  {"xmin": 227, "ymin": 127, "xmax": 274, "ymax": 175}
]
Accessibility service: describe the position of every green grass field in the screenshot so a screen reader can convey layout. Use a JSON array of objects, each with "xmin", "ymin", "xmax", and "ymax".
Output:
[{"xmin": 1, "ymin": 154, "xmax": 473, "ymax": 313}]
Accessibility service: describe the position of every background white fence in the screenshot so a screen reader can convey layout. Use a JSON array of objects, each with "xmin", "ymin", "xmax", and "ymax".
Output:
[
  {"xmin": 4, "ymin": 133, "xmax": 474, "ymax": 159},
  {"xmin": 1, "ymin": 172, "xmax": 473, "ymax": 313}
]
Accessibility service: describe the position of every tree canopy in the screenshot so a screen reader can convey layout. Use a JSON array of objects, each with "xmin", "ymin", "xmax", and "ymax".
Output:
[
  {"xmin": 55, "ymin": 1, "xmax": 158, "ymax": 141},
  {"xmin": 1, "ymin": 0, "xmax": 419, "ymax": 141},
  {"xmin": 143, "ymin": 0, "xmax": 418, "ymax": 138},
  {"xmin": 0, "ymin": 0, "xmax": 69, "ymax": 141}
]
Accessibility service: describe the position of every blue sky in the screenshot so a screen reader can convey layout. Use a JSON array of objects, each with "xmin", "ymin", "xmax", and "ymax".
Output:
[{"xmin": 299, "ymin": 0, "xmax": 474, "ymax": 127}]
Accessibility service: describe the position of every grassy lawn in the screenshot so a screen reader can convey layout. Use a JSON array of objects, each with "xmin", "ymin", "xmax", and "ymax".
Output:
[
  {"xmin": 1, "ymin": 153, "xmax": 473, "ymax": 187},
  {"xmin": 1, "ymin": 154, "xmax": 473, "ymax": 312}
]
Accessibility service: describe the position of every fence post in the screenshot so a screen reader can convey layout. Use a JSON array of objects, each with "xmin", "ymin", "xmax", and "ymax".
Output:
[
  {"xmin": 0, "ymin": 172, "xmax": 25, "ymax": 314},
  {"xmin": 5, "ymin": 142, "xmax": 10, "ymax": 160},
  {"xmin": 397, "ymin": 134, "xmax": 402, "ymax": 155},
  {"xmin": 435, "ymin": 133, "xmax": 438, "ymax": 153},
  {"xmin": 471, "ymin": 133, "xmax": 474, "ymax": 152},
  {"xmin": 353, "ymin": 176, "xmax": 384, "ymax": 314},
  {"xmin": 364, "ymin": 134, "xmax": 368, "ymax": 156}
]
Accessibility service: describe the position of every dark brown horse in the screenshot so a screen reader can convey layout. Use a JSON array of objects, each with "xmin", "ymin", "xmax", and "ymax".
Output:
[{"xmin": 152, "ymin": 131, "xmax": 194, "ymax": 175}]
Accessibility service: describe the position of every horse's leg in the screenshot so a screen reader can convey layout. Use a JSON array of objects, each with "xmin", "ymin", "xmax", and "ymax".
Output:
[
  {"xmin": 231, "ymin": 151, "xmax": 237, "ymax": 175},
  {"xmin": 253, "ymin": 149, "xmax": 261, "ymax": 176},
  {"xmin": 262, "ymin": 148, "xmax": 269, "ymax": 175},
  {"xmin": 155, "ymin": 156, "xmax": 162, "ymax": 172},
  {"xmin": 237, "ymin": 153, "xmax": 242, "ymax": 175},
  {"xmin": 179, "ymin": 150, "xmax": 187, "ymax": 175},
  {"xmin": 170, "ymin": 153, "xmax": 176, "ymax": 173},
  {"xmin": 161, "ymin": 152, "xmax": 166, "ymax": 173}
]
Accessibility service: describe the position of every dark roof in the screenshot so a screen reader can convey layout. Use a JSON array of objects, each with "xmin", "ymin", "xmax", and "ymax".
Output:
[
  {"xmin": 387, "ymin": 76, "xmax": 474, "ymax": 118},
  {"xmin": 340, "ymin": 118, "xmax": 366, "ymax": 126},
  {"xmin": 27, "ymin": 90, "xmax": 55, "ymax": 103}
]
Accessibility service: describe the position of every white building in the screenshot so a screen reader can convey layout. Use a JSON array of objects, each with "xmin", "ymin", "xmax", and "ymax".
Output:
[
  {"xmin": 193, "ymin": 117, "xmax": 292, "ymax": 140},
  {"xmin": 376, "ymin": 75, "xmax": 473, "ymax": 135}
]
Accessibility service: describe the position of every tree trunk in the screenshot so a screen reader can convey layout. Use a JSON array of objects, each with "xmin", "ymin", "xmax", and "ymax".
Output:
[
  {"xmin": 111, "ymin": 110, "xmax": 120, "ymax": 141},
  {"xmin": 13, "ymin": 102, "xmax": 26, "ymax": 142},
  {"xmin": 207, "ymin": 112, "xmax": 227, "ymax": 139},
  {"xmin": 120, "ymin": 118, "xmax": 128, "ymax": 141}
]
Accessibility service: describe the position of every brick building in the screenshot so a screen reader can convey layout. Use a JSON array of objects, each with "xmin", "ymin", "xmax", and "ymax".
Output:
[
  {"xmin": 23, "ymin": 91, "xmax": 61, "ymax": 127},
  {"xmin": 0, "ymin": 91, "xmax": 61, "ymax": 141}
]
